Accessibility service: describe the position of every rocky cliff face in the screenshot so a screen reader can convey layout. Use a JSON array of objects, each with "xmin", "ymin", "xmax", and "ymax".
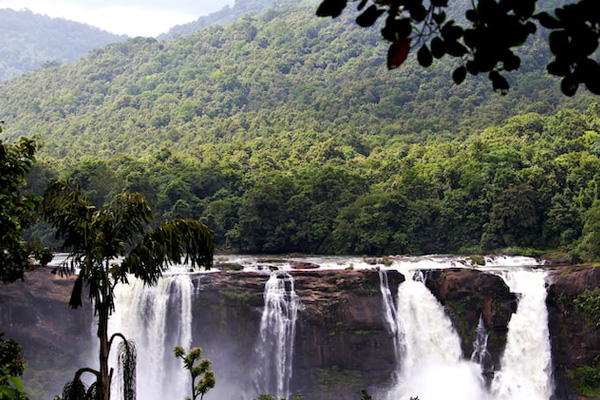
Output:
[
  {"xmin": 0, "ymin": 268, "xmax": 93, "ymax": 399},
  {"xmin": 187, "ymin": 269, "xmax": 404, "ymax": 400},
  {"xmin": 546, "ymin": 265, "xmax": 600, "ymax": 400},
  {"xmin": 2, "ymin": 264, "xmax": 599, "ymax": 399}
]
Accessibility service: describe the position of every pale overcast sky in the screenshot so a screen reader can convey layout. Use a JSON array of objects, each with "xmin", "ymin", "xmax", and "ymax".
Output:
[{"xmin": 0, "ymin": 0, "xmax": 235, "ymax": 37}]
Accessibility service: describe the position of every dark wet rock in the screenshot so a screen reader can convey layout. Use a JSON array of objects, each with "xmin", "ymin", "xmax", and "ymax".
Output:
[
  {"xmin": 546, "ymin": 266, "xmax": 600, "ymax": 400},
  {"xmin": 425, "ymin": 268, "xmax": 517, "ymax": 376},
  {"xmin": 290, "ymin": 261, "xmax": 320, "ymax": 269},
  {"xmin": 0, "ymin": 268, "xmax": 93, "ymax": 398}
]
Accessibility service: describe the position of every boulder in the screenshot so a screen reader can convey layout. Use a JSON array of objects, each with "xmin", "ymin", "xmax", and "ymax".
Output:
[{"xmin": 425, "ymin": 268, "xmax": 517, "ymax": 375}]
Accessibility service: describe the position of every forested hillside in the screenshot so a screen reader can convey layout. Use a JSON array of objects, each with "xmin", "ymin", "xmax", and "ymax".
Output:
[
  {"xmin": 0, "ymin": 8, "xmax": 126, "ymax": 81},
  {"xmin": 1, "ymin": 5, "xmax": 598, "ymax": 257}
]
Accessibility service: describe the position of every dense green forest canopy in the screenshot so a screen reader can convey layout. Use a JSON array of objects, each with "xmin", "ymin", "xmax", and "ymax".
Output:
[
  {"xmin": 0, "ymin": 8, "xmax": 126, "ymax": 81},
  {"xmin": 0, "ymin": 5, "xmax": 599, "ymax": 257}
]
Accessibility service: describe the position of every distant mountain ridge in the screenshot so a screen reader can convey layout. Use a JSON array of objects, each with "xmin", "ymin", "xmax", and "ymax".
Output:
[
  {"xmin": 159, "ymin": 0, "xmax": 304, "ymax": 40},
  {"xmin": 0, "ymin": 8, "xmax": 127, "ymax": 81}
]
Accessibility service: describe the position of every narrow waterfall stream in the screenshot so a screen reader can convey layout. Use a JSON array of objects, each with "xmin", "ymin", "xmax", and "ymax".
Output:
[
  {"xmin": 471, "ymin": 314, "xmax": 493, "ymax": 378},
  {"xmin": 252, "ymin": 271, "xmax": 301, "ymax": 399},
  {"xmin": 491, "ymin": 270, "xmax": 553, "ymax": 400},
  {"xmin": 379, "ymin": 270, "xmax": 400, "ymax": 362},
  {"xmin": 109, "ymin": 273, "xmax": 193, "ymax": 400}
]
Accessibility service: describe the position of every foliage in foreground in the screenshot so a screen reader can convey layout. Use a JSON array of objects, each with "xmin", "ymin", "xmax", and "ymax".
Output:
[
  {"xmin": 318, "ymin": 0, "xmax": 600, "ymax": 96},
  {"xmin": 174, "ymin": 346, "xmax": 215, "ymax": 400},
  {"xmin": 0, "ymin": 131, "xmax": 46, "ymax": 284},
  {"xmin": 0, "ymin": 333, "xmax": 28, "ymax": 400}
]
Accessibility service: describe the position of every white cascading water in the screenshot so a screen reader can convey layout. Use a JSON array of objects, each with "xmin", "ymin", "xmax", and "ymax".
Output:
[
  {"xmin": 379, "ymin": 270, "xmax": 401, "ymax": 362},
  {"xmin": 252, "ymin": 271, "xmax": 301, "ymax": 399},
  {"xmin": 491, "ymin": 270, "xmax": 553, "ymax": 400},
  {"xmin": 384, "ymin": 268, "xmax": 488, "ymax": 400},
  {"xmin": 382, "ymin": 264, "xmax": 553, "ymax": 400},
  {"xmin": 471, "ymin": 314, "xmax": 493, "ymax": 376},
  {"xmin": 109, "ymin": 273, "xmax": 193, "ymax": 400}
]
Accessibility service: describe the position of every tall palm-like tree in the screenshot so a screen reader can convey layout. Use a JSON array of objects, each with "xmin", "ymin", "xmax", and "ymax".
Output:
[{"xmin": 43, "ymin": 180, "xmax": 214, "ymax": 400}]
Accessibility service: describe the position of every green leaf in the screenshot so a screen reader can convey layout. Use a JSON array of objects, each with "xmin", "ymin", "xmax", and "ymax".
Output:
[
  {"xmin": 316, "ymin": 0, "xmax": 347, "ymax": 18},
  {"xmin": 431, "ymin": 37, "xmax": 445, "ymax": 59},
  {"xmin": 465, "ymin": 9, "xmax": 477, "ymax": 22},
  {"xmin": 583, "ymin": 62, "xmax": 600, "ymax": 94},
  {"xmin": 452, "ymin": 66, "xmax": 467, "ymax": 84},
  {"xmin": 408, "ymin": 4, "xmax": 427, "ymax": 22},
  {"xmin": 547, "ymin": 60, "xmax": 568, "ymax": 76},
  {"xmin": 489, "ymin": 70, "xmax": 509, "ymax": 95},
  {"xmin": 432, "ymin": 11, "xmax": 446, "ymax": 25},
  {"xmin": 548, "ymin": 30, "xmax": 569, "ymax": 55},
  {"xmin": 445, "ymin": 40, "xmax": 468, "ymax": 57},
  {"xmin": 503, "ymin": 54, "xmax": 521, "ymax": 71},
  {"xmin": 560, "ymin": 74, "xmax": 579, "ymax": 96},
  {"xmin": 356, "ymin": 5, "xmax": 384, "ymax": 28},
  {"xmin": 441, "ymin": 21, "xmax": 462, "ymax": 41},
  {"xmin": 417, "ymin": 45, "xmax": 433, "ymax": 67}
]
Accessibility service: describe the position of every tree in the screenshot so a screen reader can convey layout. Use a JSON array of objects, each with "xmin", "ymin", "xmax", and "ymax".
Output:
[
  {"xmin": 0, "ymin": 333, "xmax": 28, "ymax": 400},
  {"xmin": 317, "ymin": 0, "xmax": 600, "ymax": 96},
  {"xmin": 42, "ymin": 180, "xmax": 214, "ymax": 400},
  {"xmin": 0, "ymin": 133, "xmax": 41, "ymax": 284},
  {"xmin": 578, "ymin": 199, "xmax": 600, "ymax": 260},
  {"xmin": 0, "ymin": 128, "xmax": 51, "ymax": 399},
  {"xmin": 173, "ymin": 346, "xmax": 215, "ymax": 400}
]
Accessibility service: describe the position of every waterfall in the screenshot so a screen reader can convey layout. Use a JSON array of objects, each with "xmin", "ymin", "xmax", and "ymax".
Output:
[
  {"xmin": 109, "ymin": 273, "xmax": 193, "ymax": 400},
  {"xmin": 379, "ymin": 270, "xmax": 401, "ymax": 362},
  {"xmin": 382, "ymin": 266, "xmax": 553, "ymax": 400},
  {"xmin": 384, "ymin": 268, "xmax": 488, "ymax": 400},
  {"xmin": 471, "ymin": 314, "xmax": 493, "ymax": 379},
  {"xmin": 491, "ymin": 270, "xmax": 553, "ymax": 400},
  {"xmin": 252, "ymin": 271, "xmax": 301, "ymax": 399}
]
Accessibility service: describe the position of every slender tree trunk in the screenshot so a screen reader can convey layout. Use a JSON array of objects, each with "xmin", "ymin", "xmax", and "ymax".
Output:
[{"xmin": 98, "ymin": 304, "xmax": 111, "ymax": 400}]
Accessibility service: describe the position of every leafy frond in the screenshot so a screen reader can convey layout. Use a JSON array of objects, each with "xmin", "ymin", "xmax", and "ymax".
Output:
[
  {"xmin": 98, "ymin": 193, "xmax": 154, "ymax": 251},
  {"xmin": 68, "ymin": 273, "xmax": 84, "ymax": 309},
  {"xmin": 61, "ymin": 378, "xmax": 88, "ymax": 400},
  {"xmin": 121, "ymin": 218, "xmax": 214, "ymax": 285},
  {"xmin": 174, "ymin": 345, "xmax": 216, "ymax": 400},
  {"xmin": 117, "ymin": 339, "xmax": 136, "ymax": 400},
  {"xmin": 43, "ymin": 180, "xmax": 95, "ymax": 253},
  {"xmin": 85, "ymin": 382, "xmax": 97, "ymax": 400}
]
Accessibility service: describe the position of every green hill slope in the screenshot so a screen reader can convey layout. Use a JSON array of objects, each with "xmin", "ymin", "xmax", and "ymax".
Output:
[
  {"xmin": 1, "ymin": 5, "xmax": 598, "ymax": 256},
  {"xmin": 0, "ymin": 6, "xmax": 591, "ymax": 160},
  {"xmin": 0, "ymin": 8, "xmax": 126, "ymax": 81}
]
